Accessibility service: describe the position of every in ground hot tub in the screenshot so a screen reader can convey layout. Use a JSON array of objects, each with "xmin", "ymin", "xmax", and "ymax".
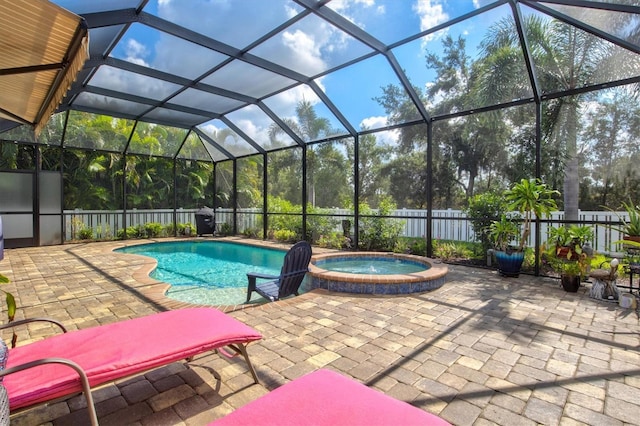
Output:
[{"xmin": 308, "ymin": 252, "xmax": 447, "ymax": 295}]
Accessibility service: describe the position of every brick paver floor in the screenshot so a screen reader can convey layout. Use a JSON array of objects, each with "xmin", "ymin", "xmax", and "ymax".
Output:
[{"xmin": 1, "ymin": 238, "xmax": 639, "ymax": 425}]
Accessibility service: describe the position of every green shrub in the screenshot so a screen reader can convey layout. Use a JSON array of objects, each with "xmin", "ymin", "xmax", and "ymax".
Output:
[
  {"xmin": 164, "ymin": 223, "xmax": 176, "ymax": 236},
  {"xmin": 358, "ymin": 198, "xmax": 404, "ymax": 252},
  {"xmin": 95, "ymin": 223, "xmax": 112, "ymax": 240},
  {"xmin": 127, "ymin": 225, "xmax": 145, "ymax": 238},
  {"xmin": 176, "ymin": 223, "xmax": 194, "ymax": 236},
  {"xmin": 464, "ymin": 192, "xmax": 508, "ymax": 254},
  {"xmin": 116, "ymin": 226, "xmax": 138, "ymax": 240},
  {"xmin": 217, "ymin": 222, "xmax": 233, "ymax": 236},
  {"xmin": 307, "ymin": 206, "xmax": 340, "ymax": 244},
  {"xmin": 317, "ymin": 232, "xmax": 345, "ymax": 249},
  {"xmin": 267, "ymin": 196, "xmax": 302, "ymax": 240},
  {"xmin": 78, "ymin": 228, "xmax": 93, "ymax": 240},
  {"xmin": 242, "ymin": 227, "xmax": 261, "ymax": 238},
  {"xmin": 396, "ymin": 237, "xmax": 427, "ymax": 255},
  {"xmin": 144, "ymin": 222, "xmax": 164, "ymax": 238},
  {"xmin": 273, "ymin": 229, "xmax": 296, "ymax": 243},
  {"xmin": 433, "ymin": 240, "xmax": 474, "ymax": 261}
]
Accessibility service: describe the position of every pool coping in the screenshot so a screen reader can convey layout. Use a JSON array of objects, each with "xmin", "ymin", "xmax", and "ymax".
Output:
[
  {"xmin": 309, "ymin": 251, "xmax": 448, "ymax": 284},
  {"xmin": 308, "ymin": 252, "xmax": 448, "ymax": 295}
]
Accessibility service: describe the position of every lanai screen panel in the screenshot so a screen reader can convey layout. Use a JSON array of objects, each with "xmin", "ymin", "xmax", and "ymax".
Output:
[
  {"xmin": 522, "ymin": 4, "xmax": 640, "ymax": 96},
  {"xmin": 109, "ymin": 24, "xmax": 229, "ymax": 80},
  {"xmin": 197, "ymin": 119, "xmax": 259, "ymax": 158},
  {"xmin": 150, "ymin": 0, "xmax": 304, "ymax": 50},
  {"xmin": 226, "ymin": 104, "xmax": 298, "ymax": 151},
  {"xmin": 127, "ymin": 123, "xmax": 188, "ymax": 158},
  {"xmin": 73, "ymin": 92, "xmax": 152, "ymax": 119},
  {"xmin": 201, "ymin": 61, "xmax": 297, "ymax": 99},
  {"xmin": 64, "ymin": 111, "xmax": 134, "ymax": 152},
  {"xmin": 262, "ymin": 85, "xmax": 350, "ymax": 143},
  {"xmin": 392, "ymin": 3, "xmax": 534, "ymax": 117},
  {"xmin": 88, "ymin": 66, "xmax": 182, "ymax": 101},
  {"xmin": 177, "ymin": 132, "xmax": 212, "ymax": 161},
  {"xmin": 322, "ymin": 54, "xmax": 421, "ymax": 130},
  {"xmin": 170, "ymin": 89, "xmax": 244, "ymax": 116},
  {"xmin": 539, "ymin": 2, "xmax": 640, "ymax": 47},
  {"xmin": 0, "ymin": 125, "xmax": 37, "ymax": 144},
  {"xmin": 249, "ymin": 13, "xmax": 374, "ymax": 77}
]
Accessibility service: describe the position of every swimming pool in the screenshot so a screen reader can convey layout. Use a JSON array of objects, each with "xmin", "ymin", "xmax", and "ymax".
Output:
[{"xmin": 116, "ymin": 241, "xmax": 289, "ymax": 305}]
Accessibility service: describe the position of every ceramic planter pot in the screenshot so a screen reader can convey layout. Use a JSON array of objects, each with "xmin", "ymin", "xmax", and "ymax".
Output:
[
  {"xmin": 556, "ymin": 245, "xmax": 580, "ymax": 261},
  {"xmin": 561, "ymin": 274, "xmax": 580, "ymax": 292},
  {"xmin": 623, "ymin": 236, "xmax": 640, "ymax": 243},
  {"xmin": 494, "ymin": 250, "xmax": 524, "ymax": 277}
]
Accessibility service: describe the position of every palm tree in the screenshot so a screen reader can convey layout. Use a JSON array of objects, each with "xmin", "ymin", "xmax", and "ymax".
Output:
[
  {"xmin": 477, "ymin": 13, "xmax": 611, "ymax": 221},
  {"xmin": 268, "ymin": 99, "xmax": 337, "ymax": 207}
]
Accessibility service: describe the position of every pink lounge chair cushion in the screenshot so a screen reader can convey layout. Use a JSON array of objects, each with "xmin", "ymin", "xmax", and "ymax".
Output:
[
  {"xmin": 5, "ymin": 308, "xmax": 261, "ymax": 410},
  {"xmin": 212, "ymin": 369, "xmax": 451, "ymax": 426}
]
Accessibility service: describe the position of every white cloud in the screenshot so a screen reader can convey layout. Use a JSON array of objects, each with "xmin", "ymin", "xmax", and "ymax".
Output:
[
  {"xmin": 268, "ymin": 84, "xmax": 319, "ymax": 111},
  {"xmin": 234, "ymin": 119, "xmax": 263, "ymax": 143},
  {"xmin": 413, "ymin": 0, "xmax": 448, "ymax": 32},
  {"xmin": 361, "ymin": 115, "xmax": 387, "ymax": 129},
  {"xmin": 124, "ymin": 39, "xmax": 149, "ymax": 67},
  {"xmin": 200, "ymin": 122, "xmax": 222, "ymax": 136},
  {"xmin": 324, "ymin": 0, "xmax": 382, "ymax": 29},
  {"xmin": 360, "ymin": 116, "xmax": 400, "ymax": 145},
  {"xmin": 91, "ymin": 66, "xmax": 176, "ymax": 99},
  {"xmin": 281, "ymin": 29, "xmax": 327, "ymax": 75},
  {"xmin": 412, "ymin": 0, "xmax": 449, "ymax": 48},
  {"xmin": 330, "ymin": 0, "xmax": 376, "ymax": 13}
]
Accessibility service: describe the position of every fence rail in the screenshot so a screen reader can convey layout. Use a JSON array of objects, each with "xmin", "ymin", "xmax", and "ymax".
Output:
[{"xmin": 63, "ymin": 208, "xmax": 628, "ymax": 253}]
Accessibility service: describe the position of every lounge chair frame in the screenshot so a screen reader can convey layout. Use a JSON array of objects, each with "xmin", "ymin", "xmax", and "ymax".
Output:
[{"xmin": 0, "ymin": 308, "xmax": 261, "ymax": 425}]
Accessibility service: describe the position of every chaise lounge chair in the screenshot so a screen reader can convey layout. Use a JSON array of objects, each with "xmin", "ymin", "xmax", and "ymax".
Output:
[
  {"xmin": 211, "ymin": 369, "xmax": 452, "ymax": 425},
  {"xmin": 0, "ymin": 308, "xmax": 262, "ymax": 425},
  {"xmin": 246, "ymin": 241, "xmax": 312, "ymax": 303}
]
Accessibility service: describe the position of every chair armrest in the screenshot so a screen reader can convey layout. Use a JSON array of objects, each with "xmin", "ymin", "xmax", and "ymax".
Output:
[
  {"xmin": 0, "ymin": 318, "xmax": 67, "ymax": 334},
  {"xmin": 0, "ymin": 358, "xmax": 98, "ymax": 426},
  {"xmin": 247, "ymin": 272, "xmax": 279, "ymax": 280},
  {"xmin": 246, "ymin": 272, "xmax": 279, "ymax": 302}
]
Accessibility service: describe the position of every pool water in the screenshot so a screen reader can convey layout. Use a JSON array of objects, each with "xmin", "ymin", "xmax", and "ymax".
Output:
[
  {"xmin": 116, "ymin": 241, "xmax": 287, "ymax": 305},
  {"xmin": 316, "ymin": 257, "xmax": 427, "ymax": 274}
]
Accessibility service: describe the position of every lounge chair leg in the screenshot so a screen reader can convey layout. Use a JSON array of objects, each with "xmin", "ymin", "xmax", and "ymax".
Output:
[
  {"xmin": 226, "ymin": 343, "xmax": 260, "ymax": 384},
  {"xmin": 0, "ymin": 358, "xmax": 99, "ymax": 426}
]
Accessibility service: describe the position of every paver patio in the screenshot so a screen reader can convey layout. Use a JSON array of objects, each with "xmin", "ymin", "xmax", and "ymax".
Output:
[{"xmin": 1, "ymin": 238, "xmax": 639, "ymax": 425}]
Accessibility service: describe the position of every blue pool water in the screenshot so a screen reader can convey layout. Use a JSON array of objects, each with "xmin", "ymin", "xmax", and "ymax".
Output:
[
  {"xmin": 116, "ymin": 241, "xmax": 286, "ymax": 305},
  {"xmin": 316, "ymin": 257, "xmax": 427, "ymax": 274}
]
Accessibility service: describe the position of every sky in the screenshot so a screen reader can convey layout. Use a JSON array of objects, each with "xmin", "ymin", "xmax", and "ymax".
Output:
[{"xmin": 52, "ymin": 0, "xmax": 521, "ymax": 149}]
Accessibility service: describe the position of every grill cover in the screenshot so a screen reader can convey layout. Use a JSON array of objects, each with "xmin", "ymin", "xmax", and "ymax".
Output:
[{"xmin": 195, "ymin": 207, "xmax": 215, "ymax": 235}]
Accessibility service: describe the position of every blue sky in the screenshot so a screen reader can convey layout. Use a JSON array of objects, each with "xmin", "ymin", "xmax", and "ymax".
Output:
[{"xmin": 53, "ymin": 0, "xmax": 515, "ymax": 147}]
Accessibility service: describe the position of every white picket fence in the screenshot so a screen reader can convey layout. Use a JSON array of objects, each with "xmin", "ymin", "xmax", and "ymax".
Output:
[{"xmin": 63, "ymin": 208, "xmax": 628, "ymax": 253}]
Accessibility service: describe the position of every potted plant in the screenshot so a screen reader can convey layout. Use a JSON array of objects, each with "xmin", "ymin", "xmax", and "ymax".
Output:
[
  {"xmin": 552, "ymin": 258, "xmax": 585, "ymax": 292},
  {"xmin": 609, "ymin": 201, "xmax": 640, "ymax": 243},
  {"xmin": 546, "ymin": 226, "xmax": 592, "ymax": 292},
  {"xmin": 491, "ymin": 178, "xmax": 559, "ymax": 277},
  {"xmin": 548, "ymin": 224, "xmax": 593, "ymax": 261},
  {"xmin": 489, "ymin": 215, "xmax": 521, "ymax": 276}
]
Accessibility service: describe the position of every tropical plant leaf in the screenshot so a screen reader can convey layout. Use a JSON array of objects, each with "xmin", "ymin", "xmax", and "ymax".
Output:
[{"xmin": 5, "ymin": 292, "xmax": 15, "ymax": 322}]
